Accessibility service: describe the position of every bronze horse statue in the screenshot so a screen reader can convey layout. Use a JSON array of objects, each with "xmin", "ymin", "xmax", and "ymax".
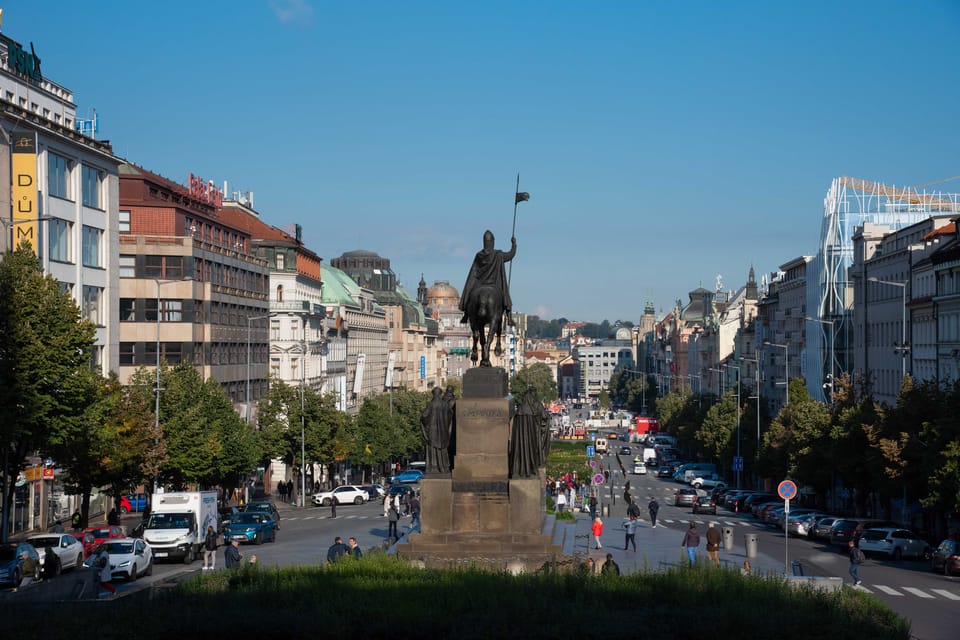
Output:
[{"xmin": 465, "ymin": 285, "xmax": 505, "ymax": 367}]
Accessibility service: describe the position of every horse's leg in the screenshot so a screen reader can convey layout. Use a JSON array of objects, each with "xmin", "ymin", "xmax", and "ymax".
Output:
[
  {"xmin": 493, "ymin": 312, "xmax": 504, "ymax": 357},
  {"xmin": 479, "ymin": 320, "xmax": 490, "ymax": 366},
  {"xmin": 470, "ymin": 323, "xmax": 479, "ymax": 362}
]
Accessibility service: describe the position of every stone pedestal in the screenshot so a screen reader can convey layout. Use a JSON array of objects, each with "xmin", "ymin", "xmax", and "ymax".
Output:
[{"xmin": 398, "ymin": 368, "xmax": 562, "ymax": 572}]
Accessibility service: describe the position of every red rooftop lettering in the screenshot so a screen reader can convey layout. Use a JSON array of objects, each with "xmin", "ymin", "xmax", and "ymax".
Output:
[{"xmin": 188, "ymin": 173, "xmax": 223, "ymax": 207}]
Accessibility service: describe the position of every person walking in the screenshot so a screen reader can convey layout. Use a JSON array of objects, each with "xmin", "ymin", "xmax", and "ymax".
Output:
[
  {"xmin": 107, "ymin": 507, "xmax": 120, "ymax": 526},
  {"xmin": 42, "ymin": 547, "xmax": 59, "ymax": 580},
  {"xmin": 224, "ymin": 539, "xmax": 242, "ymax": 569},
  {"xmin": 556, "ymin": 491, "xmax": 567, "ymax": 514},
  {"xmin": 648, "ymin": 496, "xmax": 660, "ymax": 528},
  {"xmin": 410, "ymin": 495, "xmax": 421, "ymax": 528},
  {"xmin": 588, "ymin": 496, "xmax": 598, "ymax": 521},
  {"xmin": 92, "ymin": 547, "xmax": 115, "ymax": 594},
  {"xmin": 387, "ymin": 504, "xmax": 400, "ymax": 541},
  {"xmin": 277, "ymin": 480, "xmax": 286, "ymax": 503},
  {"xmin": 327, "ymin": 536, "xmax": 348, "ymax": 563},
  {"xmin": 330, "ymin": 498, "xmax": 337, "ymax": 519},
  {"xmin": 383, "ymin": 493, "xmax": 390, "ymax": 517},
  {"xmin": 71, "ymin": 509, "xmax": 82, "ymax": 532},
  {"xmin": 347, "ymin": 537, "xmax": 363, "ymax": 559},
  {"xmin": 202, "ymin": 525, "xmax": 218, "ymax": 571},
  {"xmin": 681, "ymin": 522, "xmax": 701, "ymax": 566},
  {"xmin": 591, "ymin": 516, "xmax": 604, "ymax": 550},
  {"xmin": 623, "ymin": 515, "xmax": 638, "ymax": 552},
  {"xmin": 705, "ymin": 522, "xmax": 722, "ymax": 567},
  {"xmin": 848, "ymin": 540, "xmax": 864, "ymax": 585},
  {"xmin": 50, "ymin": 520, "xmax": 64, "ymax": 534},
  {"xmin": 601, "ymin": 553, "xmax": 620, "ymax": 576}
]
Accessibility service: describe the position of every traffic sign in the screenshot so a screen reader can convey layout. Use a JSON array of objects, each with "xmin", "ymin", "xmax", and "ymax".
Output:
[
  {"xmin": 732, "ymin": 456, "xmax": 744, "ymax": 472},
  {"xmin": 593, "ymin": 473, "xmax": 604, "ymax": 485},
  {"xmin": 777, "ymin": 480, "xmax": 798, "ymax": 500},
  {"xmin": 586, "ymin": 445, "xmax": 595, "ymax": 458},
  {"xmin": 589, "ymin": 460, "xmax": 597, "ymax": 468}
]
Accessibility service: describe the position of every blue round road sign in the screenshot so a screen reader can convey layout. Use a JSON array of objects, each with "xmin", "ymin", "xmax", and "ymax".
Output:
[{"xmin": 777, "ymin": 480, "xmax": 798, "ymax": 500}]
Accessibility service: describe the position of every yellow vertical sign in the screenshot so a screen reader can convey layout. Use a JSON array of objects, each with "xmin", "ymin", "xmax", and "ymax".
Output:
[{"xmin": 12, "ymin": 130, "xmax": 38, "ymax": 253}]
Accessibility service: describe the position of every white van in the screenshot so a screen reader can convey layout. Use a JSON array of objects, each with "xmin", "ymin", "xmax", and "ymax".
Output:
[{"xmin": 595, "ymin": 438, "xmax": 608, "ymax": 454}]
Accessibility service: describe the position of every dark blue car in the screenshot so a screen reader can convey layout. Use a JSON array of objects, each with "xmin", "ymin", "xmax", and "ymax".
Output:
[
  {"xmin": 389, "ymin": 469, "xmax": 424, "ymax": 484},
  {"xmin": 0, "ymin": 542, "xmax": 40, "ymax": 587}
]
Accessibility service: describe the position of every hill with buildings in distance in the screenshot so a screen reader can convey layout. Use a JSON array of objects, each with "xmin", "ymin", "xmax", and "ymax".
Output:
[{"xmin": 525, "ymin": 317, "xmax": 634, "ymax": 340}]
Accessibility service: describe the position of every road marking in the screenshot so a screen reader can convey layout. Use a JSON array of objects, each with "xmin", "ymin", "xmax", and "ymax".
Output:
[
  {"xmin": 723, "ymin": 521, "xmax": 738, "ymax": 526},
  {"xmin": 873, "ymin": 585, "xmax": 903, "ymax": 596},
  {"xmin": 901, "ymin": 587, "xmax": 935, "ymax": 599},
  {"xmin": 931, "ymin": 589, "xmax": 960, "ymax": 600}
]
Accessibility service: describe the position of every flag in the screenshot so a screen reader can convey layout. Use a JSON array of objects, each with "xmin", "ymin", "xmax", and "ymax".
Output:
[{"xmin": 515, "ymin": 191, "xmax": 530, "ymax": 204}]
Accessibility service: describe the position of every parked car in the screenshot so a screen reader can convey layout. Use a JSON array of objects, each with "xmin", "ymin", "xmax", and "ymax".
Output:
[
  {"xmin": 692, "ymin": 495, "xmax": 717, "ymax": 515},
  {"xmin": 241, "ymin": 501, "xmax": 281, "ymax": 528},
  {"xmin": 723, "ymin": 490, "xmax": 754, "ymax": 510},
  {"xmin": 858, "ymin": 528, "xmax": 931, "ymax": 561},
  {"xmin": 72, "ymin": 531, "xmax": 98, "ymax": 557},
  {"xmin": 745, "ymin": 494, "xmax": 776, "ymax": 515},
  {"xmin": 119, "ymin": 493, "xmax": 148, "ymax": 514},
  {"xmin": 83, "ymin": 525, "xmax": 126, "ymax": 549},
  {"xmin": 691, "ymin": 474, "xmax": 727, "ymax": 490},
  {"xmin": 828, "ymin": 519, "xmax": 897, "ymax": 548},
  {"xmin": 359, "ymin": 484, "xmax": 386, "ymax": 501},
  {"xmin": 773, "ymin": 508, "xmax": 821, "ymax": 530},
  {"xmin": 657, "ymin": 465, "xmax": 673, "ymax": 478},
  {"xmin": 223, "ymin": 512, "xmax": 278, "ymax": 545},
  {"xmin": 811, "ymin": 516, "xmax": 840, "ymax": 541},
  {"xmin": 389, "ymin": 468, "xmax": 424, "ymax": 484},
  {"xmin": 786, "ymin": 513, "xmax": 826, "ymax": 537},
  {"xmin": 754, "ymin": 502, "xmax": 781, "ymax": 523},
  {"xmin": 99, "ymin": 537, "xmax": 154, "ymax": 581},
  {"xmin": 25, "ymin": 533, "xmax": 85, "ymax": 575},
  {"xmin": 0, "ymin": 542, "xmax": 40, "ymax": 587},
  {"xmin": 930, "ymin": 538, "xmax": 960, "ymax": 576},
  {"xmin": 674, "ymin": 487, "xmax": 698, "ymax": 507},
  {"xmin": 312, "ymin": 485, "xmax": 369, "ymax": 507}
]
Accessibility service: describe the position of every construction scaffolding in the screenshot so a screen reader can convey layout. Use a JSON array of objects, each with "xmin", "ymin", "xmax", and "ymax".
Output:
[{"xmin": 808, "ymin": 176, "xmax": 960, "ymax": 401}]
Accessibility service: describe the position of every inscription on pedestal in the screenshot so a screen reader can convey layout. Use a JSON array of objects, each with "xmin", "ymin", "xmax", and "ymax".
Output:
[{"xmin": 462, "ymin": 367, "xmax": 509, "ymax": 398}]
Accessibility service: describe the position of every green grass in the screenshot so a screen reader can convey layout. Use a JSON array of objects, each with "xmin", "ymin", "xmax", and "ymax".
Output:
[{"xmin": 2, "ymin": 555, "xmax": 910, "ymax": 640}]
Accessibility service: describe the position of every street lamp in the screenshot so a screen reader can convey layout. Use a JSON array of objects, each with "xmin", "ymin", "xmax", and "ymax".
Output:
[
  {"xmin": 741, "ymin": 355, "xmax": 761, "ymax": 454},
  {"xmin": 687, "ymin": 373, "xmax": 702, "ymax": 411},
  {"xmin": 153, "ymin": 277, "xmax": 192, "ymax": 494},
  {"xmin": 763, "ymin": 341, "xmax": 789, "ymax": 407},
  {"xmin": 727, "ymin": 364, "xmax": 742, "ymax": 489},
  {"xmin": 805, "ymin": 316, "xmax": 836, "ymax": 403},
  {"xmin": 867, "ymin": 277, "xmax": 909, "ymax": 379},
  {"xmin": 0, "ymin": 216, "xmax": 53, "ymax": 252}
]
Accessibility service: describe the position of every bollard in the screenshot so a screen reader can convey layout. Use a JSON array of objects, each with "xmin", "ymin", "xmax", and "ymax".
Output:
[
  {"xmin": 722, "ymin": 526, "xmax": 734, "ymax": 550},
  {"xmin": 792, "ymin": 560, "xmax": 804, "ymax": 576},
  {"xmin": 602, "ymin": 504, "xmax": 610, "ymax": 517},
  {"xmin": 744, "ymin": 533, "xmax": 758, "ymax": 559}
]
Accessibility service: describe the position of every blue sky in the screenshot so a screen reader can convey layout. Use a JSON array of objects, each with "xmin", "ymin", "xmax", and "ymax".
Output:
[{"xmin": 10, "ymin": 1, "xmax": 960, "ymax": 322}]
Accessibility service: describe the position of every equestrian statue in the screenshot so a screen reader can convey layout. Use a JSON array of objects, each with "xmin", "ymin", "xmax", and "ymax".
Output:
[{"xmin": 459, "ymin": 230, "xmax": 515, "ymax": 367}]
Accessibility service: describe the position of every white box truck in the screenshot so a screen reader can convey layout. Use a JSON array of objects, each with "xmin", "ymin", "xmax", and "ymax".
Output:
[{"xmin": 143, "ymin": 491, "xmax": 218, "ymax": 564}]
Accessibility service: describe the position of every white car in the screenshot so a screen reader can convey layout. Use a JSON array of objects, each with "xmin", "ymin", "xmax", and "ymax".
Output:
[
  {"xmin": 690, "ymin": 474, "xmax": 727, "ymax": 490},
  {"xmin": 100, "ymin": 537, "xmax": 154, "ymax": 581},
  {"xmin": 25, "ymin": 533, "xmax": 85, "ymax": 575},
  {"xmin": 632, "ymin": 462, "xmax": 647, "ymax": 475},
  {"xmin": 312, "ymin": 485, "xmax": 369, "ymax": 507}
]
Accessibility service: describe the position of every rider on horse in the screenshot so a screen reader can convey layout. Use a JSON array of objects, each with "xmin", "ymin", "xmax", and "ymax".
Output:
[{"xmin": 460, "ymin": 230, "xmax": 516, "ymax": 327}]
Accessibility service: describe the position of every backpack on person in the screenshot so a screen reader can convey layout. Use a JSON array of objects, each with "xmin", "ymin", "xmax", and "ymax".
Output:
[{"xmin": 856, "ymin": 548, "xmax": 866, "ymax": 563}]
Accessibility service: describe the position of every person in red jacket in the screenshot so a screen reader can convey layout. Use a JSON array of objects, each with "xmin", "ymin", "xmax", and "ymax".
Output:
[{"xmin": 591, "ymin": 517, "xmax": 604, "ymax": 550}]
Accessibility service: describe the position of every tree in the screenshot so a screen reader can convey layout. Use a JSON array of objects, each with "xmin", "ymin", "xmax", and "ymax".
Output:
[
  {"xmin": 695, "ymin": 391, "xmax": 738, "ymax": 468},
  {"xmin": 757, "ymin": 379, "xmax": 830, "ymax": 486},
  {"xmin": 0, "ymin": 245, "xmax": 96, "ymax": 541},
  {"xmin": 510, "ymin": 363, "xmax": 558, "ymax": 403}
]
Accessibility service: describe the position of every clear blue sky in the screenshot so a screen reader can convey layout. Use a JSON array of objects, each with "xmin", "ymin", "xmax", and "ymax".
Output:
[{"xmin": 9, "ymin": 1, "xmax": 960, "ymax": 322}]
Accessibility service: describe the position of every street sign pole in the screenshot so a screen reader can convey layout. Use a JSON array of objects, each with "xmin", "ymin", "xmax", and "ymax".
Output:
[{"xmin": 777, "ymin": 480, "xmax": 798, "ymax": 575}]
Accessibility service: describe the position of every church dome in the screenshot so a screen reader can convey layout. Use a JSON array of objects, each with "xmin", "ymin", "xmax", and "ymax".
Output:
[{"xmin": 426, "ymin": 281, "xmax": 460, "ymax": 306}]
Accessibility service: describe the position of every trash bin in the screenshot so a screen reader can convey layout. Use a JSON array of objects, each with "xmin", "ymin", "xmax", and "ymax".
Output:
[
  {"xmin": 791, "ymin": 560, "xmax": 804, "ymax": 576},
  {"xmin": 602, "ymin": 504, "xmax": 610, "ymax": 517},
  {"xmin": 744, "ymin": 533, "xmax": 758, "ymax": 559},
  {"xmin": 722, "ymin": 527, "xmax": 734, "ymax": 550}
]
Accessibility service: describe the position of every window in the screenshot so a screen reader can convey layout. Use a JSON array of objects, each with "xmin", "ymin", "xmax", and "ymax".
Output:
[
  {"xmin": 119, "ymin": 254, "xmax": 135, "ymax": 277},
  {"xmin": 162, "ymin": 300, "xmax": 183, "ymax": 322},
  {"xmin": 271, "ymin": 319, "xmax": 281, "ymax": 341},
  {"xmin": 276, "ymin": 253, "xmax": 285, "ymax": 270},
  {"xmin": 82, "ymin": 226, "xmax": 102, "ymax": 267},
  {"xmin": 144, "ymin": 255, "xmax": 184, "ymax": 279},
  {"xmin": 48, "ymin": 218, "xmax": 72, "ymax": 262},
  {"xmin": 276, "ymin": 284, "xmax": 284, "ymax": 302},
  {"xmin": 48, "ymin": 153, "xmax": 72, "ymax": 199},
  {"xmin": 119, "ymin": 343, "xmax": 135, "ymax": 366},
  {"xmin": 81, "ymin": 166, "xmax": 103, "ymax": 208},
  {"xmin": 120, "ymin": 299, "xmax": 136, "ymax": 321},
  {"xmin": 82, "ymin": 286, "xmax": 101, "ymax": 325},
  {"xmin": 119, "ymin": 210, "xmax": 131, "ymax": 234}
]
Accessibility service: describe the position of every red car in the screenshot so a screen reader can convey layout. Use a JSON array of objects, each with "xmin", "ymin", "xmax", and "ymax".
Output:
[
  {"xmin": 83, "ymin": 525, "xmax": 125, "ymax": 551},
  {"xmin": 72, "ymin": 531, "xmax": 97, "ymax": 558}
]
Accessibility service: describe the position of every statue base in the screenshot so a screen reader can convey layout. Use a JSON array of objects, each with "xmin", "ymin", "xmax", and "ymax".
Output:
[{"xmin": 462, "ymin": 367, "xmax": 509, "ymax": 399}]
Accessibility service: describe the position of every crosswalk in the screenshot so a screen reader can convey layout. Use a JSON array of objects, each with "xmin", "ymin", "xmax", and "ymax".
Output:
[{"xmin": 856, "ymin": 584, "xmax": 960, "ymax": 600}]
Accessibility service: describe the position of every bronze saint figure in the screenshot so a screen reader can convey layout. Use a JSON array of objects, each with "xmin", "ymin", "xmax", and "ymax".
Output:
[
  {"xmin": 421, "ymin": 387, "xmax": 453, "ymax": 474},
  {"xmin": 459, "ymin": 230, "xmax": 516, "ymax": 366},
  {"xmin": 509, "ymin": 388, "xmax": 551, "ymax": 478}
]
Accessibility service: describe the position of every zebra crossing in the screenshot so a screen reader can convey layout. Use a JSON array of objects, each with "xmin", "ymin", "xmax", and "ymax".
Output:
[{"xmin": 855, "ymin": 584, "xmax": 960, "ymax": 600}]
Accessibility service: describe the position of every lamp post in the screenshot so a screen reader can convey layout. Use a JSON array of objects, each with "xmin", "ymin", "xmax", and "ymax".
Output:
[
  {"xmin": 763, "ymin": 341, "xmax": 789, "ymax": 407},
  {"xmin": 300, "ymin": 319, "xmax": 307, "ymax": 508},
  {"xmin": 687, "ymin": 373, "xmax": 702, "ymax": 412},
  {"xmin": 741, "ymin": 355, "xmax": 761, "ymax": 456},
  {"xmin": 867, "ymin": 278, "xmax": 909, "ymax": 379},
  {"xmin": 805, "ymin": 316, "xmax": 836, "ymax": 403},
  {"xmin": 153, "ymin": 277, "xmax": 191, "ymax": 494},
  {"xmin": 246, "ymin": 314, "xmax": 270, "ymax": 423},
  {"xmin": 0, "ymin": 216, "xmax": 53, "ymax": 252},
  {"xmin": 727, "ymin": 364, "xmax": 742, "ymax": 489}
]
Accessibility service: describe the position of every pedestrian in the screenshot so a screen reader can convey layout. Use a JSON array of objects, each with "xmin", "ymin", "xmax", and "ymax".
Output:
[
  {"xmin": 42, "ymin": 547, "xmax": 58, "ymax": 580},
  {"xmin": 848, "ymin": 540, "xmax": 864, "ymax": 585},
  {"xmin": 71, "ymin": 509, "xmax": 82, "ymax": 532},
  {"xmin": 388, "ymin": 504, "xmax": 400, "ymax": 541},
  {"xmin": 589, "ymin": 496, "xmax": 598, "ymax": 521},
  {"xmin": 92, "ymin": 547, "xmax": 115, "ymax": 594},
  {"xmin": 383, "ymin": 493, "xmax": 390, "ymax": 517},
  {"xmin": 331, "ymin": 498, "xmax": 337, "ymax": 519},
  {"xmin": 202, "ymin": 525, "xmax": 218, "ymax": 571},
  {"xmin": 705, "ymin": 522, "xmax": 722, "ymax": 567},
  {"xmin": 107, "ymin": 507, "xmax": 120, "ymax": 526},
  {"xmin": 648, "ymin": 496, "xmax": 660, "ymax": 528},
  {"xmin": 623, "ymin": 515, "xmax": 638, "ymax": 552},
  {"xmin": 580, "ymin": 557, "xmax": 596, "ymax": 575},
  {"xmin": 286, "ymin": 480, "xmax": 294, "ymax": 503},
  {"xmin": 348, "ymin": 536, "xmax": 363, "ymax": 559},
  {"xmin": 556, "ymin": 491, "xmax": 567, "ymax": 514},
  {"xmin": 681, "ymin": 522, "xmax": 701, "ymax": 566},
  {"xmin": 627, "ymin": 499, "xmax": 640, "ymax": 519},
  {"xmin": 327, "ymin": 536, "xmax": 348, "ymax": 563},
  {"xmin": 741, "ymin": 560, "xmax": 752, "ymax": 576},
  {"xmin": 601, "ymin": 552, "xmax": 620, "ymax": 576},
  {"xmin": 224, "ymin": 539, "xmax": 242, "ymax": 569},
  {"xmin": 248, "ymin": 554, "xmax": 258, "ymax": 566},
  {"xmin": 410, "ymin": 495, "xmax": 421, "ymax": 528},
  {"xmin": 591, "ymin": 516, "xmax": 604, "ymax": 550},
  {"xmin": 277, "ymin": 480, "xmax": 286, "ymax": 502},
  {"xmin": 50, "ymin": 519, "xmax": 64, "ymax": 534}
]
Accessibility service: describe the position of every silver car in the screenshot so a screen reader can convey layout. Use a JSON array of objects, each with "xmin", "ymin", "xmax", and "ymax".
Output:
[
  {"xmin": 811, "ymin": 516, "xmax": 839, "ymax": 540},
  {"xmin": 858, "ymin": 528, "xmax": 931, "ymax": 561}
]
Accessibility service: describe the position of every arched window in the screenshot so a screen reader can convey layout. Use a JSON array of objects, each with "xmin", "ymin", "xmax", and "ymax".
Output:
[{"xmin": 276, "ymin": 284, "xmax": 284, "ymax": 302}]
